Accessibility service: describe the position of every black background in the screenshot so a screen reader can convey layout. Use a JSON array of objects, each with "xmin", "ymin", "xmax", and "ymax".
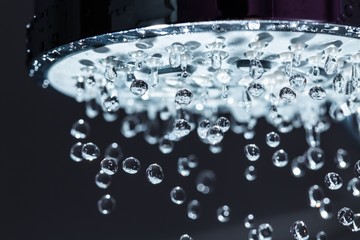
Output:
[{"xmin": 2, "ymin": 1, "xmax": 360, "ymax": 239}]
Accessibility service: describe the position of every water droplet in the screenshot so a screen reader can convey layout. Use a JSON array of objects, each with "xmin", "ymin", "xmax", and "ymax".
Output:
[
  {"xmin": 97, "ymin": 194, "xmax": 116, "ymax": 215},
  {"xmin": 334, "ymin": 148, "xmax": 351, "ymax": 169},
  {"xmin": 249, "ymin": 59, "xmax": 264, "ymax": 79},
  {"xmin": 215, "ymin": 116, "xmax": 230, "ymax": 132},
  {"xmin": 248, "ymin": 229, "xmax": 258, "ymax": 240},
  {"xmin": 146, "ymin": 163, "xmax": 164, "ymax": 184},
  {"xmin": 95, "ymin": 170, "xmax": 112, "ymax": 189},
  {"xmin": 304, "ymin": 147, "xmax": 325, "ymax": 170},
  {"xmin": 269, "ymin": 105, "xmax": 279, "ymax": 119},
  {"xmin": 85, "ymin": 99, "xmax": 100, "ymax": 119},
  {"xmin": 349, "ymin": 213, "xmax": 360, "ymax": 232},
  {"xmin": 70, "ymin": 142, "xmax": 84, "ymax": 162},
  {"xmin": 319, "ymin": 198, "xmax": 333, "ymax": 219},
  {"xmin": 258, "ymin": 223, "xmax": 273, "ymax": 240},
  {"xmin": 70, "ymin": 119, "xmax": 90, "ymax": 139},
  {"xmin": 316, "ymin": 231, "xmax": 327, "ymax": 240},
  {"xmin": 291, "ymin": 156, "xmax": 306, "ymax": 178},
  {"xmin": 159, "ymin": 137, "xmax": 174, "ymax": 154},
  {"xmin": 217, "ymin": 205, "xmax": 231, "ymax": 223},
  {"xmin": 104, "ymin": 65, "xmax": 117, "ymax": 81},
  {"xmin": 104, "ymin": 142, "xmax": 123, "ymax": 161},
  {"xmin": 172, "ymin": 119, "xmax": 191, "ymax": 138},
  {"xmin": 214, "ymin": 69, "xmax": 232, "ymax": 84},
  {"xmin": 175, "ymin": 89, "xmax": 193, "ymax": 107},
  {"xmin": 244, "ymin": 214, "xmax": 255, "ymax": 229},
  {"xmin": 272, "ymin": 149, "xmax": 288, "ymax": 167},
  {"xmin": 324, "ymin": 172, "xmax": 343, "ymax": 190},
  {"xmin": 81, "ymin": 142, "xmax": 100, "ymax": 161},
  {"xmin": 248, "ymin": 82, "xmax": 265, "ymax": 97},
  {"xmin": 279, "ymin": 87, "xmax": 296, "ymax": 103},
  {"xmin": 289, "ymin": 74, "xmax": 307, "ymax": 92},
  {"xmin": 324, "ymin": 55, "xmax": 338, "ymax": 75},
  {"xmin": 180, "ymin": 234, "xmax": 193, "ymax": 240},
  {"xmin": 354, "ymin": 160, "xmax": 360, "ymax": 177},
  {"xmin": 206, "ymin": 125, "xmax": 224, "ymax": 145},
  {"xmin": 311, "ymin": 65, "xmax": 320, "ymax": 77},
  {"xmin": 103, "ymin": 95, "xmax": 120, "ymax": 112},
  {"xmin": 333, "ymin": 74, "xmax": 345, "ymax": 94},
  {"xmin": 290, "ymin": 221, "xmax": 309, "ymax": 240},
  {"xmin": 244, "ymin": 144, "xmax": 260, "ymax": 161},
  {"xmin": 309, "ymin": 86, "xmax": 326, "ymax": 100},
  {"xmin": 197, "ymin": 119, "xmax": 211, "ymax": 139},
  {"xmin": 308, "ymin": 185, "xmax": 325, "ymax": 208},
  {"xmin": 130, "ymin": 79, "xmax": 148, "ymax": 96},
  {"xmin": 170, "ymin": 186, "xmax": 186, "ymax": 205},
  {"xmin": 347, "ymin": 177, "xmax": 360, "ymax": 197},
  {"xmin": 177, "ymin": 157, "xmax": 192, "ymax": 177},
  {"xmin": 338, "ymin": 207, "xmax": 354, "ymax": 226},
  {"xmin": 285, "ymin": 61, "xmax": 293, "ymax": 77},
  {"xmin": 122, "ymin": 157, "xmax": 141, "ymax": 174},
  {"xmin": 100, "ymin": 157, "xmax": 118, "ymax": 175},
  {"xmin": 196, "ymin": 170, "xmax": 216, "ymax": 194},
  {"xmin": 121, "ymin": 115, "xmax": 141, "ymax": 138},
  {"xmin": 209, "ymin": 143, "xmax": 223, "ymax": 154},
  {"xmin": 187, "ymin": 199, "xmax": 201, "ymax": 220},
  {"xmin": 245, "ymin": 165, "xmax": 257, "ymax": 181}
]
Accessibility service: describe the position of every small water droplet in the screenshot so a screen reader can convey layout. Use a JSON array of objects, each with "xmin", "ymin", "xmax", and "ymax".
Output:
[
  {"xmin": 197, "ymin": 119, "xmax": 211, "ymax": 139},
  {"xmin": 81, "ymin": 142, "xmax": 100, "ymax": 161},
  {"xmin": 100, "ymin": 157, "xmax": 118, "ymax": 175},
  {"xmin": 308, "ymin": 185, "xmax": 325, "ymax": 208},
  {"xmin": 244, "ymin": 214, "xmax": 255, "ymax": 229},
  {"xmin": 170, "ymin": 186, "xmax": 186, "ymax": 205},
  {"xmin": 196, "ymin": 170, "xmax": 216, "ymax": 194},
  {"xmin": 266, "ymin": 131, "xmax": 280, "ymax": 148},
  {"xmin": 97, "ymin": 194, "xmax": 116, "ymax": 215},
  {"xmin": 245, "ymin": 165, "xmax": 257, "ymax": 181},
  {"xmin": 146, "ymin": 163, "xmax": 164, "ymax": 184},
  {"xmin": 187, "ymin": 199, "xmax": 201, "ymax": 220},
  {"xmin": 217, "ymin": 205, "xmax": 231, "ymax": 223},
  {"xmin": 279, "ymin": 87, "xmax": 296, "ymax": 103},
  {"xmin": 319, "ymin": 198, "xmax": 333, "ymax": 219},
  {"xmin": 354, "ymin": 160, "xmax": 360, "ymax": 177},
  {"xmin": 159, "ymin": 137, "xmax": 174, "ymax": 154},
  {"xmin": 311, "ymin": 65, "xmax": 320, "ymax": 77},
  {"xmin": 130, "ymin": 79, "xmax": 148, "ymax": 96},
  {"xmin": 206, "ymin": 125, "xmax": 224, "ymax": 145},
  {"xmin": 258, "ymin": 223, "xmax": 273, "ymax": 240},
  {"xmin": 248, "ymin": 229, "xmax": 258, "ymax": 240},
  {"xmin": 324, "ymin": 55, "xmax": 338, "ymax": 75},
  {"xmin": 249, "ymin": 59, "xmax": 264, "ymax": 79},
  {"xmin": 347, "ymin": 177, "xmax": 360, "ymax": 197},
  {"xmin": 324, "ymin": 172, "xmax": 343, "ymax": 190},
  {"xmin": 175, "ymin": 89, "xmax": 193, "ymax": 107},
  {"xmin": 304, "ymin": 147, "xmax": 325, "ymax": 170},
  {"xmin": 215, "ymin": 116, "xmax": 230, "ymax": 132},
  {"xmin": 121, "ymin": 115, "xmax": 141, "ymax": 138},
  {"xmin": 104, "ymin": 142, "xmax": 123, "ymax": 161},
  {"xmin": 95, "ymin": 170, "xmax": 112, "ymax": 189},
  {"xmin": 248, "ymin": 82, "xmax": 265, "ymax": 97},
  {"xmin": 85, "ymin": 99, "xmax": 100, "ymax": 119},
  {"xmin": 122, "ymin": 157, "xmax": 141, "ymax": 174},
  {"xmin": 338, "ymin": 207, "xmax": 354, "ymax": 226},
  {"xmin": 333, "ymin": 74, "xmax": 345, "ymax": 94},
  {"xmin": 316, "ymin": 231, "xmax": 327, "ymax": 240},
  {"xmin": 70, "ymin": 119, "xmax": 90, "ymax": 139},
  {"xmin": 172, "ymin": 119, "xmax": 191, "ymax": 138},
  {"xmin": 209, "ymin": 143, "xmax": 223, "ymax": 154},
  {"xmin": 244, "ymin": 144, "xmax": 260, "ymax": 161},
  {"xmin": 309, "ymin": 86, "xmax": 326, "ymax": 100},
  {"xmin": 290, "ymin": 221, "xmax": 309, "ymax": 240},
  {"xmin": 334, "ymin": 148, "xmax": 351, "ymax": 169},
  {"xmin": 272, "ymin": 149, "xmax": 288, "ymax": 167},
  {"xmin": 180, "ymin": 234, "xmax": 193, "ymax": 240},
  {"xmin": 70, "ymin": 142, "xmax": 84, "ymax": 162},
  {"xmin": 291, "ymin": 156, "xmax": 306, "ymax": 178},
  {"xmin": 177, "ymin": 157, "xmax": 192, "ymax": 177},
  {"xmin": 289, "ymin": 74, "xmax": 307, "ymax": 92},
  {"xmin": 103, "ymin": 95, "xmax": 120, "ymax": 112},
  {"xmin": 104, "ymin": 65, "xmax": 117, "ymax": 81}
]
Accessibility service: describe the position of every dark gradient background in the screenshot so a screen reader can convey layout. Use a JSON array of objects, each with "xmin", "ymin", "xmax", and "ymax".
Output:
[{"xmin": 2, "ymin": 1, "xmax": 360, "ymax": 240}]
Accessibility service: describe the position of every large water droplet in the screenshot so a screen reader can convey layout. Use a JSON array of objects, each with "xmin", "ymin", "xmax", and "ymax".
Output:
[
  {"xmin": 244, "ymin": 214, "xmax": 255, "ymax": 229},
  {"xmin": 215, "ymin": 116, "xmax": 230, "ymax": 132},
  {"xmin": 338, "ymin": 207, "xmax": 354, "ymax": 226},
  {"xmin": 175, "ymin": 89, "xmax": 193, "ymax": 107},
  {"xmin": 122, "ymin": 157, "xmax": 141, "ymax": 174},
  {"xmin": 70, "ymin": 142, "xmax": 84, "ymax": 162},
  {"xmin": 334, "ymin": 148, "xmax": 351, "ymax": 169},
  {"xmin": 100, "ymin": 157, "xmax": 118, "ymax": 175},
  {"xmin": 309, "ymin": 86, "xmax": 326, "ymax": 100},
  {"xmin": 97, "ymin": 194, "xmax": 116, "ymax": 215},
  {"xmin": 290, "ymin": 221, "xmax": 309, "ymax": 240},
  {"xmin": 319, "ymin": 198, "xmax": 333, "ymax": 219},
  {"xmin": 279, "ymin": 87, "xmax": 296, "ymax": 103},
  {"xmin": 258, "ymin": 223, "xmax": 273, "ymax": 240},
  {"xmin": 289, "ymin": 74, "xmax": 307, "ymax": 92},
  {"xmin": 249, "ymin": 59, "xmax": 264, "ymax": 79},
  {"xmin": 104, "ymin": 142, "xmax": 123, "ymax": 161},
  {"xmin": 308, "ymin": 185, "xmax": 325, "ymax": 208},
  {"xmin": 70, "ymin": 119, "xmax": 90, "ymax": 139},
  {"xmin": 159, "ymin": 137, "xmax": 174, "ymax": 154},
  {"xmin": 130, "ymin": 79, "xmax": 148, "ymax": 96},
  {"xmin": 347, "ymin": 177, "xmax": 360, "ymax": 197},
  {"xmin": 196, "ymin": 170, "xmax": 216, "ymax": 194},
  {"xmin": 170, "ymin": 186, "xmax": 186, "ymax": 205},
  {"xmin": 180, "ymin": 234, "xmax": 193, "ymax": 240},
  {"xmin": 95, "ymin": 170, "xmax": 112, "ymax": 189},
  {"xmin": 81, "ymin": 142, "xmax": 100, "ymax": 161},
  {"xmin": 217, "ymin": 205, "xmax": 231, "ymax": 223},
  {"xmin": 187, "ymin": 199, "xmax": 201, "ymax": 220},
  {"xmin": 266, "ymin": 131, "xmax": 280, "ymax": 148},
  {"xmin": 324, "ymin": 172, "xmax": 343, "ymax": 190},
  {"xmin": 172, "ymin": 119, "xmax": 191, "ymax": 138},
  {"xmin": 206, "ymin": 125, "xmax": 224, "ymax": 145},
  {"xmin": 272, "ymin": 149, "xmax": 288, "ymax": 167},
  {"xmin": 244, "ymin": 144, "xmax": 260, "ymax": 161},
  {"xmin": 245, "ymin": 165, "xmax": 257, "ymax": 181},
  {"xmin": 146, "ymin": 163, "xmax": 164, "ymax": 184},
  {"xmin": 316, "ymin": 231, "xmax": 327, "ymax": 240},
  {"xmin": 304, "ymin": 147, "xmax": 325, "ymax": 170}
]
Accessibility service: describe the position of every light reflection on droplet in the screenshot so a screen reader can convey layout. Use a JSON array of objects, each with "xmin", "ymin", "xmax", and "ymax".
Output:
[{"xmin": 217, "ymin": 205, "xmax": 231, "ymax": 223}]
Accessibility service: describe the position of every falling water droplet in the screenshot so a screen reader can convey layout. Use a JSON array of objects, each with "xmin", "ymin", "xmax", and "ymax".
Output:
[
  {"xmin": 349, "ymin": 213, "xmax": 360, "ymax": 232},
  {"xmin": 319, "ymin": 198, "xmax": 333, "ymax": 219},
  {"xmin": 338, "ymin": 207, "xmax": 355, "ymax": 226},
  {"xmin": 354, "ymin": 160, "xmax": 360, "ymax": 177},
  {"xmin": 324, "ymin": 172, "xmax": 343, "ymax": 190},
  {"xmin": 180, "ymin": 234, "xmax": 193, "ymax": 240},
  {"xmin": 334, "ymin": 148, "xmax": 351, "ymax": 169},
  {"xmin": 81, "ymin": 142, "xmax": 100, "ymax": 161},
  {"xmin": 95, "ymin": 170, "xmax": 112, "ymax": 189},
  {"xmin": 248, "ymin": 229, "xmax": 258, "ymax": 240},
  {"xmin": 206, "ymin": 125, "xmax": 224, "ymax": 145},
  {"xmin": 245, "ymin": 165, "xmax": 257, "ymax": 181},
  {"xmin": 311, "ymin": 65, "xmax": 320, "ymax": 77},
  {"xmin": 272, "ymin": 149, "xmax": 288, "ymax": 167},
  {"xmin": 304, "ymin": 147, "xmax": 325, "ymax": 170},
  {"xmin": 170, "ymin": 186, "xmax": 186, "ymax": 205},
  {"xmin": 177, "ymin": 157, "xmax": 192, "ymax": 177},
  {"xmin": 209, "ymin": 143, "xmax": 223, "ymax": 154},
  {"xmin": 249, "ymin": 59, "xmax": 264, "ymax": 79},
  {"xmin": 97, "ymin": 194, "xmax": 116, "ymax": 215},
  {"xmin": 217, "ymin": 205, "xmax": 231, "ymax": 223},
  {"xmin": 130, "ymin": 79, "xmax": 148, "ymax": 96},
  {"xmin": 86, "ymin": 99, "xmax": 100, "ymax": 119},
  {"xmin": 104, "ymin": 65, "xmax": 117, "ymax": 81},
  {"xmin": 316, "ymin": 231, "xmax": 327, "ymax": 240},
  {"xmin": 248, "ymin": 82, "xmax": 265, "ymax": 97},
  {"xmin": 215, "ymin": 116, "xmax": 230, "ymax": 132},
  {"xmin": 104, "ymin": 142, "xmax": 123, "ymax": 161},
  {"xmin": 324, "ymin": 55, "xmax": 338, "ymax": 75},
  {"xmin": 290, "ymin": 221, "xmax": 309, "ymax": 240},
  {"xmin": 100, "ymin": 157, "xmax": 118, "ymax": 175},
  {"xmin": 122, "ymin": 157, "xmax": 141, "ymax": 174},
  {"xmin": 279, "ymin": 87, "xmax": 296, "ymax": 103},
  {"xmin": 146, "ymin": 163, "xmax": 164, "ymax": 184},
  {"xmin": 121, "ymin": 115, "xmax": 141, "ymax": 138},
  {"xmin": 244, "ymin": 214, "xmax": 255, "ymax": 229},
  {"xmin": 291, "ymin": 156, "xmax": 306, "ymax": 178},
  {"xmin": 258, "ymin": 223, "xmax": 273, "ymax": 240},
  {"xmin": 289, "ymin": 74, "xmax": 307, "ymax": 92},
  {"xmin": 159, "ymin": 137, "xmax": 174, "ymax": 154},
  {"xmin": 70, "ymin": 142, "xmax": 84, "ymax": 162},
  {"xmin": 172, "ymin": 119, "xmax": 191, "ymax": 138},
  {"xmin": 285, "ymin": 61, "xmax": 293, "ymax": 77},
  {"xmin": 197, "ymin": 119, "xmax": 211, "ymax": 139},
  {"xmin": 333, "ymin": 74, "xmax": 345, "ymax": 94},
  {"xmin": 187, "ymin": 199, "xmax": 201, "ymax": 220},
  {"xmin": 309, "ymin": 86, "xmax": 326, "ymax": 100},
  {"xmin": 308, "ymin": 185, "xmax": 325, "ymax": 208},
  {"xmin": 70, "ymin": 119, "xmax": 90, "ymax": 139},
  {"xmin": 244, "ymin": 144, "xmax": 260, "ymax": 161},
  {"xmin": 175, "ymin": 89, "xmax": 193, "ymax": 107},
  {"xmin": 103, "ymin": 95, "xmax": 120, "ymax": 112},
  {"xmin": 196, "ymin": 170, "xmax": 216, "ymax": 194},
  {"xmin": 347, "ymin": 177, "xmax": 360, "ymax": 197}
]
